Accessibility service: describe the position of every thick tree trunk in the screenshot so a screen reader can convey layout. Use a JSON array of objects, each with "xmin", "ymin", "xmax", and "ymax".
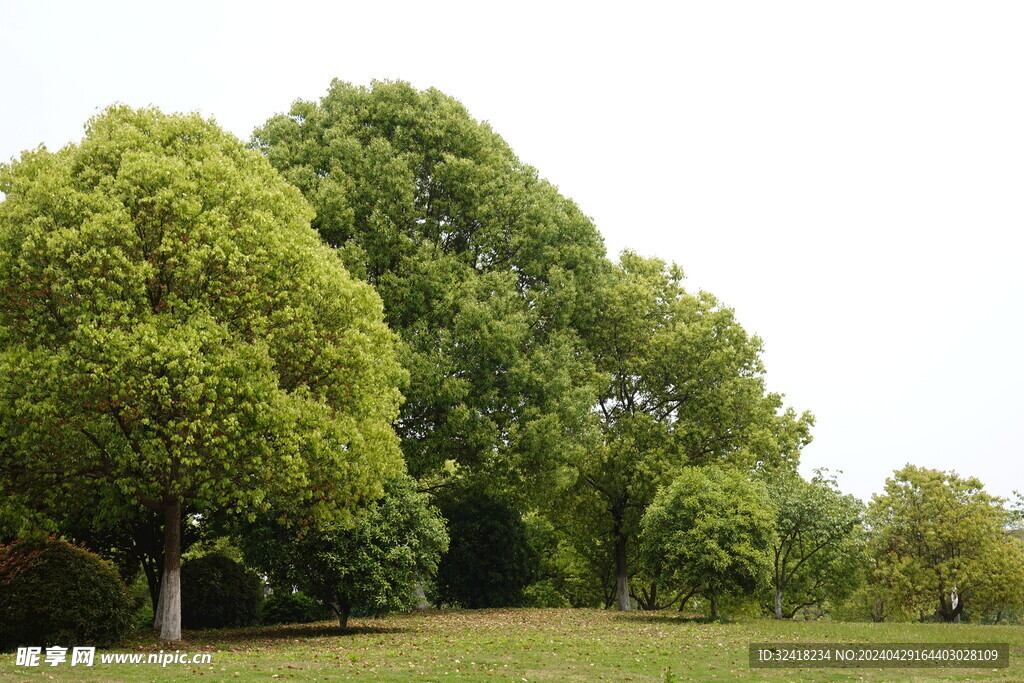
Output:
[
  {"xmin": 614, "ymin": 533, "xmax": 632, "ymax": 611},
  {"xmin": 774, "ymin": 585, "xmax": 783, "ymax": 619},
  {"xmin": 157, "ymin": 498, "xmax": 182, "ymax": 641},
  {"xmin": 709, "ymin": 595, "xmax": 718, "ymax": 620},
  {"xmin": 332, "ymin": 597, "xmax": 352, "ymax": 629}
]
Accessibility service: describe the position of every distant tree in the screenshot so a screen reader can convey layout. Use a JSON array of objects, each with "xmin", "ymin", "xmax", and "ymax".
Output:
[
  {"xmin": 242, "ymin": 476, "xmax": 448, "ymax": 628},
  {"xmin": 0, "ymin": 106, "xmax": 405, "ymax": 640},
  {"xmin": 573, "ymin": 252, "xmax": 812, "ymax": 611},
  {"xmin": 869, "ymin": 465, "xmax": 1023, "ymax": 622},
  {"xmin": 639, "ymin": 467, "xmax": 776, "ymax": 617},
  {"xmin": 253, "ymin": 80, "xmax": 609, "ymax": 498},
  {"xmin": 763, "ymin": 468, "xmax": 865, "ymax": 618}
]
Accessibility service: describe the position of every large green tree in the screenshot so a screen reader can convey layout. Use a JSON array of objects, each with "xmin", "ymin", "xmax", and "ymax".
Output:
[
  {"xmin": 0, "ymin": 107, "xmax": 405, "ymax": 640},
  {"xmin": 573, "ymin": 252, "xmax": 812, "ymax": 610},
  {"xmin": 868, "ymin": 465, "xmax": 1023, "ymax": 622},
  {"xmin": 252, "ymin": 80, "xmax": 608, "ymax": 497}
]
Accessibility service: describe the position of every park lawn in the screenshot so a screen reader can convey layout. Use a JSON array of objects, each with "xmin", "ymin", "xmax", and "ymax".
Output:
[{"xmin": 1, "ymin": 608, "xmax": 1022, "ymax": 682}]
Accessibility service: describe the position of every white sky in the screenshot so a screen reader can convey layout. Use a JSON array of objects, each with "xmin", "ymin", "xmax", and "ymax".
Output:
[{"xmin": 1, "ymin": 1, "xmax": 1021, "ymax": 504}]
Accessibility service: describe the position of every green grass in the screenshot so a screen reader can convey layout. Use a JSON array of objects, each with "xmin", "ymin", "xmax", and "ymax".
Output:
[{"xmin": 2, "ymin": 609, "xmax": 1023, "ymax": 681}]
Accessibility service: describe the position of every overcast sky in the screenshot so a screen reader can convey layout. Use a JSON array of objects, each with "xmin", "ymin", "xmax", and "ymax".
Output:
[{"xmin": 2, "ymin": 1, "xmax": 1021, "ymax": 504}]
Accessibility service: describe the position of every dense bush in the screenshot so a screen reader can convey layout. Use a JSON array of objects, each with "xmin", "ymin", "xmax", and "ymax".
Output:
[
  {"xmin": 434, "ymin": 487, "xmax": 538, "ymax": 608},
  {"xmin": 0, "ymin": 537, "xmax": 134, "ymax": 651},
  {"xmin": 181, "ymin": 554, "xmax": 262, "ymax": 630},
  {"xmin": 260, "ymin": 592, "xmax": 328, "ymax": 625}
]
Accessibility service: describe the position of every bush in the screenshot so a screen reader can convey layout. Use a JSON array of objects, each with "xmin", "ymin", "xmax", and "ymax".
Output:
[
  {"xmin": 434, "ymin": 487, "xmax": 537, "ymax": 608},
  {"xmin": 523, "ymin": 580, "xmax": 570, "ymax": 608},
  {"xmin": 260, "ymin": 592, "xmax": 328, "ymax": 625},
  {"xmin": 0, "ymin": 537, "xmax": 134, "ymax": 651},
  {"xmin": 181, "ymin": 554, "xmax": 262, "ymax": 630}
]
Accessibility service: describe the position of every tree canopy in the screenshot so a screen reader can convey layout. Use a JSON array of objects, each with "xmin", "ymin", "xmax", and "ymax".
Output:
[
  {"xmin": 0, "ymin": 106, "xmax": 405, "ymax": 640},
  {"xmin": 252, "ymin": 80, "xmax": 608, "ymax": 496},
  {"xmin": 639, "ymin": 466, "xmax": 776, "ymax": 615},
  {"xmin": 868, "ymin": 465, "xmax": 1023, "ymax": 622}
]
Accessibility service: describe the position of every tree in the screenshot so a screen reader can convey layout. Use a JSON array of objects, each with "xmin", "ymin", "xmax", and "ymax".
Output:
[
  {"xmin": 241, "ymin": 476, "xmax": 448, "ymax": 628},
  {"xmin": 639, "ymin": 467, "xmax": 776, "ymax": 617},
  {"xmin": 0, "ymin": 107, "xmax": 405, "ymax": 640},
  {"xmin": 573, "ymin": 252, "xmax": 812, "ymax": 610},
  {"xmin": 763, "ymin": 468, "xmax": 865, "ymax": 619},
  {"xmin": 868, "ymin": 465, "xmax": 1022, "ymax": 622},
  {"xmin": 252, "ymin": 80, "xmax": 608, "ymax": 498}
]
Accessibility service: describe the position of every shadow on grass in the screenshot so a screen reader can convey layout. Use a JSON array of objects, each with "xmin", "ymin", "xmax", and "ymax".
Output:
[
  {"xmin": 612, "ymin": 612, "xmax": 736, "ymax": 626},
  {"xmin": 128, "ymin": 620, "xmax": 411, "ymax": 648}
]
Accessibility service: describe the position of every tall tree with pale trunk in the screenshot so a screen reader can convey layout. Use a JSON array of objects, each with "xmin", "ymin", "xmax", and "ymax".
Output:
[{"xmin": 0, "ymin": 106, "xmax": 405, "ymax": 641}]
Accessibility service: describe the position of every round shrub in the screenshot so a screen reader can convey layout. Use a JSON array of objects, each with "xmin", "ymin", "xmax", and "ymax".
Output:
[
  {"xmin": 260, "ymin": 591, "xmax": 328, "ymax": 625},
  {"xmin": 181, "ymin": 554, "xmax": 262, "ymax": 630},
  {"xmin": 0, "ymin": 537, "xmax": 134, "ymax": 651}
]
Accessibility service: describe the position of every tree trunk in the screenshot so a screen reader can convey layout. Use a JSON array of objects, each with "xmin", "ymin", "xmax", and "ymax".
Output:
[
  {"xmin": 614, "ymin": 533, "xmax": 632, "ymax": 612},
  {"xmin": 157, "ymin": 498, "xmax": 182, "ymax": 641},
  {"xmin": 413, "ymin": 581, "xmax": 430, "ymax": 610},
  {"xmin": 774, "ymin": 585, "xmax": 783, "ymax": 619},
  {"xmin": 142, "ymin": 556, "xmax": 161, "ymax": 615},
  {"xmin": 709, "ymin": 595, "xmax": 718, "ymax": 620},
  {"xmin": 332, "ymin": 597, "xmax": 352, "ymax": 629},
  {"xmin": 153, "ymin": 583, "xmax": 163, "ymax": 629}
]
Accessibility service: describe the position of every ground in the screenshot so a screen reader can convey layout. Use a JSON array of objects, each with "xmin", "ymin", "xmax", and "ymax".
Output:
[{"xmin": 1, "ymin": 609, "xmax": 1022, "ymax": 681}]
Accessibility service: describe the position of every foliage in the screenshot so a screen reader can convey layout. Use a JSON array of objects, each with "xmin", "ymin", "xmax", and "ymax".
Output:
[
  {"xmin": 433, "ymin": 485, "xmax": 537, "ymax": 608},
  {"xmin": 761, "ymin": 467, "xmax": 866, "ymax": 618},
  {"xmin": 253, "ymin": 80, "xmax": 608, "ymax": 497},
  {"xmin": 0, "ymin": 106, "xmax": 405, "ymax": 639},
  {"xmin": 569, "ymin": 252, "xmax": 812, "ymax": 609},
  {"xmin": 0, "ymin": 537, "xmax": 134, "ymax": 651},
  {"xmin": 180, "ymin": 553, "xmax": 262, "ymax": 630},
  {"xmin": 242, "ymin": 476, "xmax": 448, "ymax": 628},
  {"xmin": 868, "ymin": 465, "xmax": 1024, "ymax": 622},
  {"xmin": 639, "ymin": 466, "xmax": 776, "ymax": 614},
  {"xmin": 260, "ymin": 591, "xmax": 329, "ymax": 625}
]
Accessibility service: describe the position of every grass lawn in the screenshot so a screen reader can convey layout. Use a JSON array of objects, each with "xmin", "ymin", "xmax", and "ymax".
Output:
[{"xmin": 2, "ymin": 608, "xmax": 1022, "ymax": 681}]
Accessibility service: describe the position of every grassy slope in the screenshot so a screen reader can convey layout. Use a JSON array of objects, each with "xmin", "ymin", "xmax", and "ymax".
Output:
[{"xmin": 1, "ymin": 608, "xmax": 1022, "ymax": 681}]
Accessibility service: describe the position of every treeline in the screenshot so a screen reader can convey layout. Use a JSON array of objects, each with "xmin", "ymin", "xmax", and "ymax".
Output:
[{"xmin": 1, "ymin": 82, "xmax": 1021, "ymax": 647}]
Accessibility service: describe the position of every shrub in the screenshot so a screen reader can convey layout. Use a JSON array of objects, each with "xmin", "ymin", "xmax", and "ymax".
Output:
[
  {"xmin": 260, "ymin": 592, "xmax": 328, "ymax": 625},
  {"xmin": 0, "ymin": 537, "xmax": 134, "ymax": 651},
  {"xmin": 523, "ymin": 580, "xmax": 570, "ymax": 608},
  {"xmin": 434, "ymin": 487, "xmax": 537, "ymax": 608},
  {"xmin": 180, "ymin": 554, "xmax": 262, "ymax": 630}
]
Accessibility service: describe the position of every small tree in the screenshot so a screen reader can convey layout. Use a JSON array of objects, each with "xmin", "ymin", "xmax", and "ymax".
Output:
[
  {"xmin": 0, "ymin": 107, "xmax": 405, "ymax": 640},
  {"xmin": 763, "ymin": 468, "xmax": 865, "ymax": 618},
  {"xmin": 639, "ymin": 467, "xmax": 776, "ymax": 616},
  {"xmin": 242, "ymin": 476, "xmax": 448, "ymax": 628}
]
